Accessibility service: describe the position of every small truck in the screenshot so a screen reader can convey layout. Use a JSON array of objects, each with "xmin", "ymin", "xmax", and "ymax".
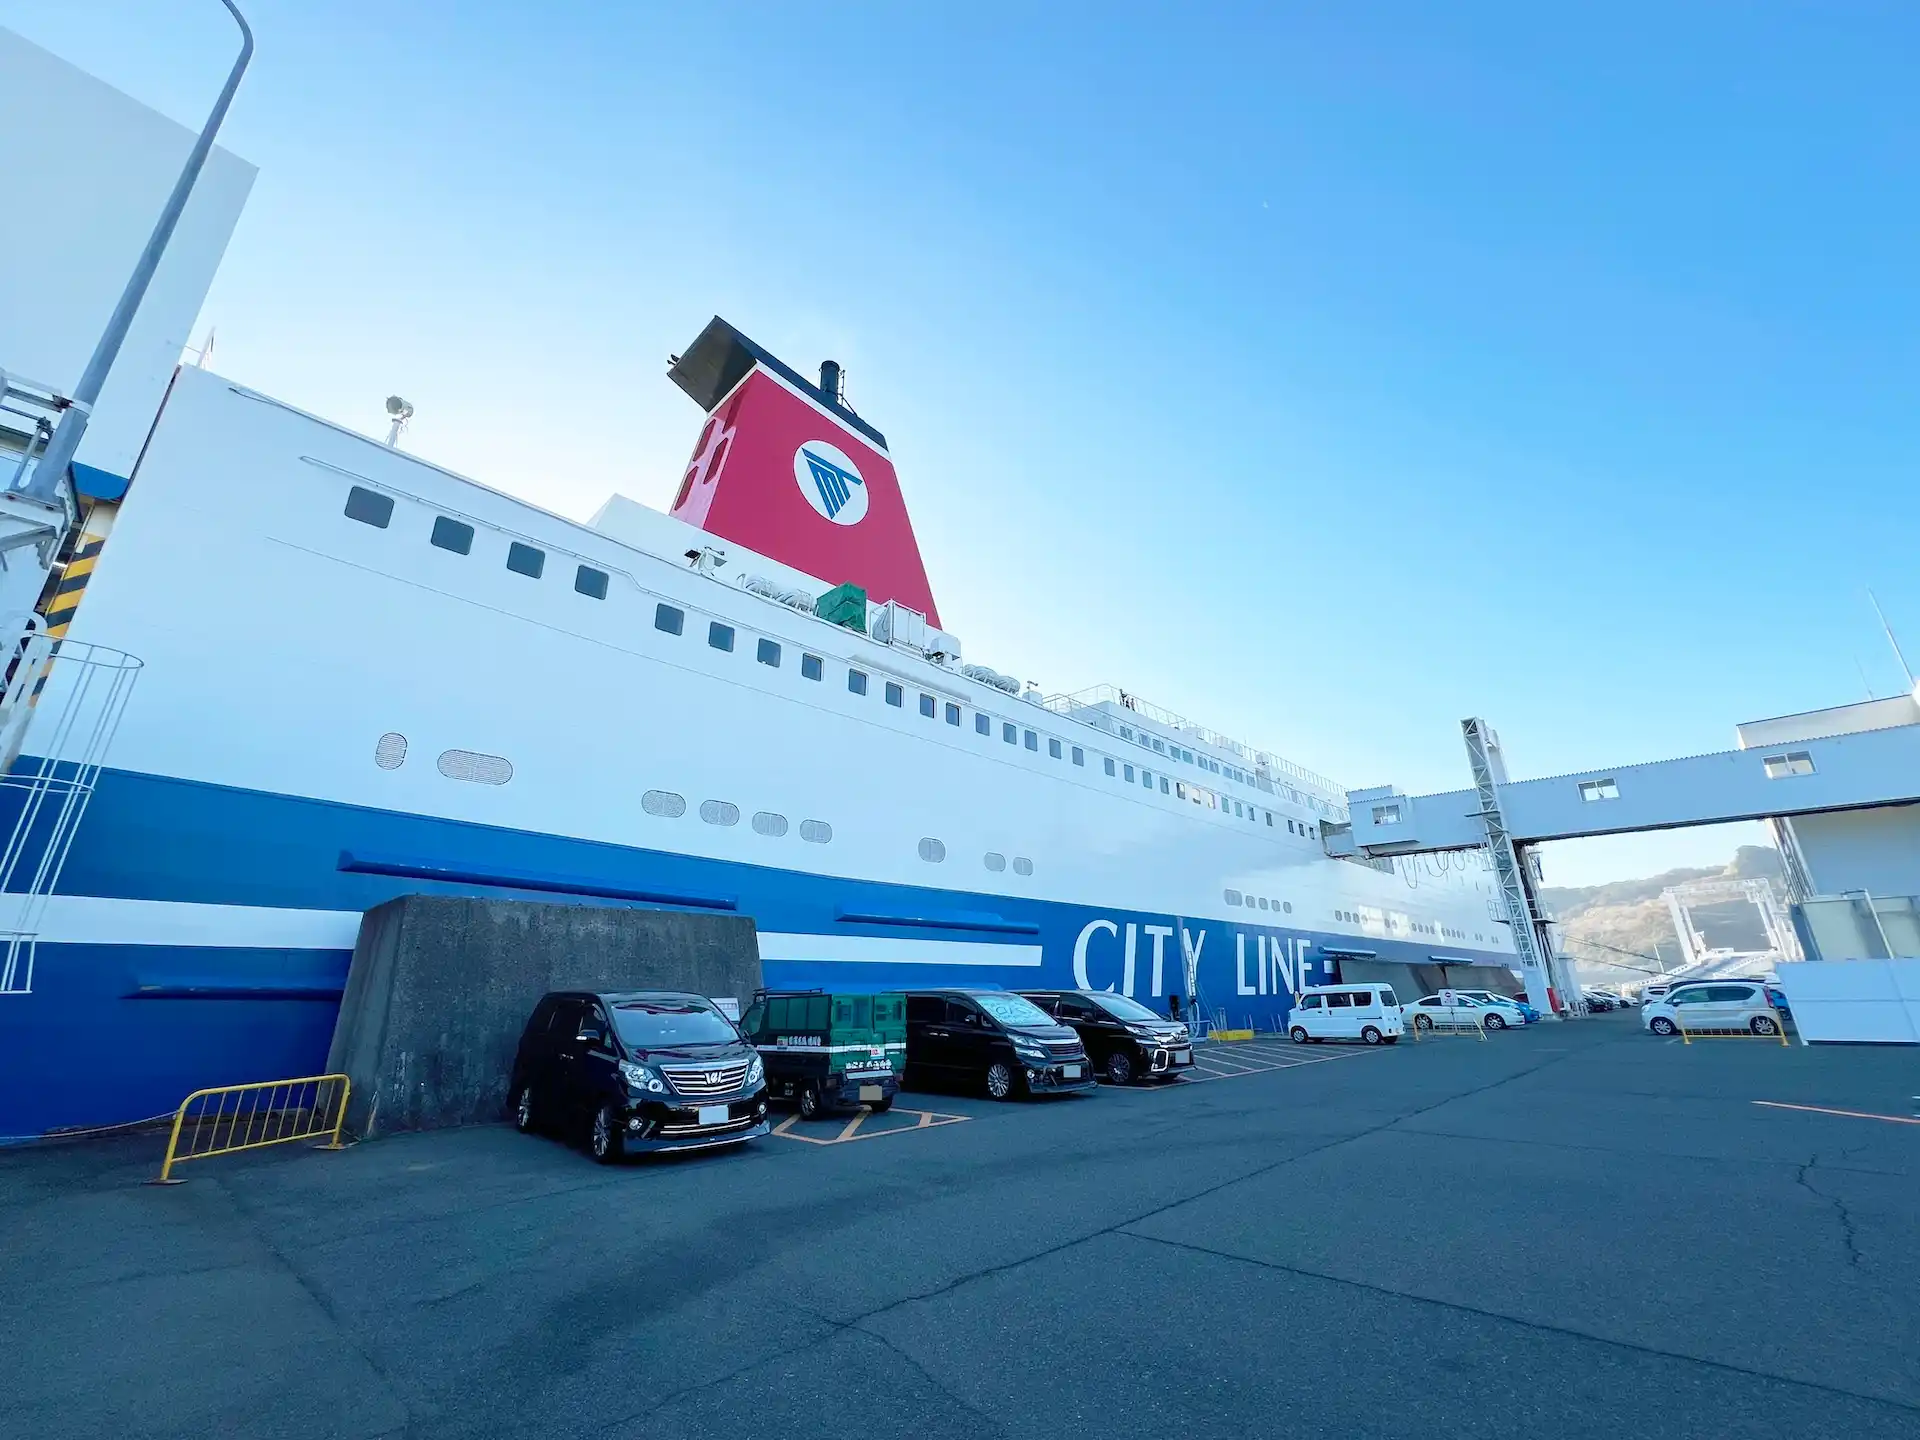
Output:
[{"xmin": 738, "ymin": 989, "xmax": 906, "ymax": 1118}]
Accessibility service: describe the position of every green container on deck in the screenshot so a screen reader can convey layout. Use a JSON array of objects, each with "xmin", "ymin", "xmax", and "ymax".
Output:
[{"xmin": 817, "ymin": 582, "xmax": 868, "ymax": 633}]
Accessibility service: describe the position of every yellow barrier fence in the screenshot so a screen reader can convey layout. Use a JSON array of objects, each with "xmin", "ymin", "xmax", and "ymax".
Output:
[
  {"xmin": 1680, "ymin": 1008, "xmax": 1792, "ymax": 1047},
  {"xmin": 152, "ymin": 1074, "xmax": 351, "ymax": 1184},
  {"xmin": 1409, "ymin": 1012, "xmax": 1487, "ymax": 1042}
]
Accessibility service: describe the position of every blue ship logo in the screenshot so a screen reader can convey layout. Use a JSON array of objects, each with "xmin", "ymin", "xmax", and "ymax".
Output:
[{"xmin": 792, "ymin": 441, "xmax": 869, "ymax": 525}]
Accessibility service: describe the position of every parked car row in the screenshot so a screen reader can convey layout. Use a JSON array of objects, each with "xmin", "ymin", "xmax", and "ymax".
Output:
[
  {"xmin": 1286, "ymin": 983, "xmax": 1547, "ymax": 1044},
  {"xmin": 507, "ymin": 984, "xmax": 1198, "ymax": 1163}
]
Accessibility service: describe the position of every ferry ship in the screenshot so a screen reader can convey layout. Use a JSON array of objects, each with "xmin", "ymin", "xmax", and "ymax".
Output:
[{"xmin": 0, "ymin": 32, "xmax": 1513, "ymax": 1139}]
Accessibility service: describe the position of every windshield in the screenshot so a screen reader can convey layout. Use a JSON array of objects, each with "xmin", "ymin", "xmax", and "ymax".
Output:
[
  {"xmin": 1091, "ymin": 992, "xmax": 1163, "ymax": 1022},
  {"xmin": 610, "ymin": 1000, "xmax": 740, "ymax": 1047},
  {"xmin": 975, "ymin": 993, "xmax": 1056, "ymax": 1028}
]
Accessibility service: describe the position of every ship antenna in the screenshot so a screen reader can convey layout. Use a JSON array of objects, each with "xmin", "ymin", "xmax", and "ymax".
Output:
[{"xmin": 1868, "ymin": 589, "xmax": 1915, "ymax": 690}]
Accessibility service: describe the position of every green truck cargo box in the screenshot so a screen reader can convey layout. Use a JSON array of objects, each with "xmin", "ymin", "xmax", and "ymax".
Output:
[{"xmin": 740, "ymin": 989, "xmax": 904, "ymax": 1117}]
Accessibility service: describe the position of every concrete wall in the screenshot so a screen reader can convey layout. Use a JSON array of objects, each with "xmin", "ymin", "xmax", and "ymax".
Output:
[
  {"xmin": 1791, "ymin": 804, "xmax": 1920, "ymax": 898},
  {"xmin": 326, "ymin": 896, "xmax": 762, "ymax": 1138}
]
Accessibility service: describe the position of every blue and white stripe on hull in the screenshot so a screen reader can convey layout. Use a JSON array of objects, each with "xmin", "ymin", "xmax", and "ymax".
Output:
[{"xmin": 0, "ymin": 764, "xmax": 1507, "ymax": 1140}]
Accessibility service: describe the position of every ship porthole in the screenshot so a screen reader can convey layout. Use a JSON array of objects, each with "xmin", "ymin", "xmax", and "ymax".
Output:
[{"xmin": 374, "ymin": 733, "xmax": 408, "ymax": 770}]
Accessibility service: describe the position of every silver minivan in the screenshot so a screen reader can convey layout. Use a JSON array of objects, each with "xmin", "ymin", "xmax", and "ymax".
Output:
[{"xmin": 1288, "ymin": 984, "xmax": 1404, "ymax": 1045}]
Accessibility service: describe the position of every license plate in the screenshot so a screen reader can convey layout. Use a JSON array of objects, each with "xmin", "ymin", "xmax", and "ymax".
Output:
[
  {"xmin": 1171, "ymin": 1051, "xmax": 1192, "ymax": 1065},
  {"xmin": 858, "ymin": 1085, "xmax": 884, "ymax": 1102},
  {"xmin": 696, "ymin": 1105, "xmax": 728, "ymax": 1126},
  {"xmin": 1062, "ymin": 1064, "xmax": 1082, "ymax": 1079}
]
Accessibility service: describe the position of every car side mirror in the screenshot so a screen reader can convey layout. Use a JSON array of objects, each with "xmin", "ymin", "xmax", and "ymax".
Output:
[{"xmin": 575, "ymin": 1028, "xmax": 602, "ymax": 1046}]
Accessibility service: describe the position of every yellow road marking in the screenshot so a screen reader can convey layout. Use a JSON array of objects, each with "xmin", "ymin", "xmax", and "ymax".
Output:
[{"xmin": 771, "ymin": 1105, "xmax": 972, "ymax": 1145}]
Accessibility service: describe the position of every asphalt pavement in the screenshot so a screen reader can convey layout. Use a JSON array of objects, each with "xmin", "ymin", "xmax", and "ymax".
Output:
[{"xmin": 4, "ymin": 1013, "xmax": 1918, "ymax": 1439}]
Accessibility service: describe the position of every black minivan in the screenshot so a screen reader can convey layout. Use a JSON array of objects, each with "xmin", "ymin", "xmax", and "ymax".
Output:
[
  {"xmin": 903, "ymin": 988, "xmax": 1096, "ymax": 1100},
  {"xmin": 1018, "ymin": 989, "xmax": 1195, "ymax": 1084},
  {"xmin": 509, "ymin": 990, "xmax": 770, "ymax": 1162}
]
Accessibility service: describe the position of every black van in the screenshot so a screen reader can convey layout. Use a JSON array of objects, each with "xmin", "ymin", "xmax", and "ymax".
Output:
[
  {"xmin": 902, "ymin": 988, "xmax": 1096, "ymax": 1100},
  {"xmin": 1017, "ymin": 989, "xmax": 1195, "ymax": 1084},
  {"xmin": 509, "ymin": 990, "xmax": 770, "ymax": 1163}
]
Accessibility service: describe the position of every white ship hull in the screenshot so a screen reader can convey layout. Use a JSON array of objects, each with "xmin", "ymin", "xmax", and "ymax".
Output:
[{"xmin": 0, "ymin": 369, "xmax": 1511, "ymax": 1137}]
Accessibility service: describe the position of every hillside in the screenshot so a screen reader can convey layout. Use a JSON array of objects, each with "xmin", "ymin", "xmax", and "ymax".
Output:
[{"xmin": 1539, "ymin": 845, "xmax": 1785, "ymax": 983}]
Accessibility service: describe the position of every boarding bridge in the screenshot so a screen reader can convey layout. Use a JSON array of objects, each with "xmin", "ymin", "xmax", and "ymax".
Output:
[{"xmin": 1322, "ymin": 695, "xmax": 1920, "ymax": 1019}]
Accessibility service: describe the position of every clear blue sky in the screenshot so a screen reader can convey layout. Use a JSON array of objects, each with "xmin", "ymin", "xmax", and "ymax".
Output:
[{"xmin": 12, "ymin": 1, "xmax": 1918, "ymax": 885}]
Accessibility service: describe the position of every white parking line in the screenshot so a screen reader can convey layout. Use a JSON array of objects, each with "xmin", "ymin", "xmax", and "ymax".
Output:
[{"xmin": 1182, "ymin": 1047, "xmax": 1379, "ymax": 1085}]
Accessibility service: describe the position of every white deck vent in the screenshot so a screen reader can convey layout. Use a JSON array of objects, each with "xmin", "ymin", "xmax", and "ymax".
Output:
[{"xmin": 436, "ymin": 750, "xmax": 512, "ymax": 785}]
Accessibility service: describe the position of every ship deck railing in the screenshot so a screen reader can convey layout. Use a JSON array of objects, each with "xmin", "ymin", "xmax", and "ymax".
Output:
[{"xmin": 1041, "ymin": 684, "xmax": 1349, "ymax": 814}]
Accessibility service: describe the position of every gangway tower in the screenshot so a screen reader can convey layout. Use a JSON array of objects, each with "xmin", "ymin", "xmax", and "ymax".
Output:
[{"xmin": 1462, "ymin": 720, "xmax": 1583, "ymax": 1017}]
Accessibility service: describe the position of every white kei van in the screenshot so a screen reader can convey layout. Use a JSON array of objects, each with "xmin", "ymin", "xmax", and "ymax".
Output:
[{"xmin": 1287, "ymin": 984, "xmax": 1405, "ymax": 1046}]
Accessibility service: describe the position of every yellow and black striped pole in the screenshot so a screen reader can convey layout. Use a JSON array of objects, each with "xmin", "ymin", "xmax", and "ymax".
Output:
[{"xmin": 43, "ymin": 533, "xmax": 105, "ymax": 641}]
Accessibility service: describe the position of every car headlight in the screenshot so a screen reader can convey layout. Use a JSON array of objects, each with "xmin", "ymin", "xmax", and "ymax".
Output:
[
  {"xmin": 746, "ymin": 1054, "xmax": 764, "ymax": 1086},
  {"xmin": 1012, "ymin": 1042, "xmax": 1048, "ymax": 1062},
  {"xmin": 618, "ymin": 1060, "xmax": 666, "ymax": 1093}
]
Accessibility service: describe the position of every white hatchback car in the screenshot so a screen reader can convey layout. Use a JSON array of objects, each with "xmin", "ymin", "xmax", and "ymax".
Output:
[
  {"xmin": 1288, "ymin": 984, "xmax": 1404, "ymax": 1045},
  {"xmin": 1643, "ymin": 981, "xmax": 1783, "ymax": 1037},
  {"xmin": 1454, "ymin": 989, "xmax": 1533, "ymax": 1024},
  {"xmin": 1407, "ymin": 993, "xmax": 1511, "ymax": 1032}
]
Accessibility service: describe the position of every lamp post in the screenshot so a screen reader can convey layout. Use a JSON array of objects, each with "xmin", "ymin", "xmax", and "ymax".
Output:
[{"xmin": 21, "ymin": 0, "xmax": 253, "ymax": 501}]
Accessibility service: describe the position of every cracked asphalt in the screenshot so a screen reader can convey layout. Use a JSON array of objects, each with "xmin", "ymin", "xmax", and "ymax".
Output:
[{"xmin": 4, "ymin": 1014, "xmax": 1918, "ymax": 1439}]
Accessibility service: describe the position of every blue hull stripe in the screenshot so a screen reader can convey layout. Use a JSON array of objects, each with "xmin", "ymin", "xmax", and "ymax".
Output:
[{"xmin": 0, "ymin": 765, "xmax": 1512, "ymax": 1139}]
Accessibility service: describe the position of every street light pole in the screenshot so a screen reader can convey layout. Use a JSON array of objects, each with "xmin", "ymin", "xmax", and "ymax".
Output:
[{"xmin": 20, "ymin": 0, "xmax": 254, "ymax": 502}]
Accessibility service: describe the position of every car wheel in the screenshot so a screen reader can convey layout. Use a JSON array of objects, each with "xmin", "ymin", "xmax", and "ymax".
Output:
[
  {"xmin": 868, "ymin": 1095, "xmax": 894, "ymax": 1113},
  {"xmin": 1650, "ymin": 1017, "xmax": 1677, "ymax": 1036},
  {"xmin": 1750, "ymin": 1014, "xmax": 1780, "ymax": 1036},
  {"xmin": 1414, "ymin": 1014, "xmax": 1433, "ymax": 1030},
  {"xmin": 798, "ymin": 1083, "xmax": 823, "ymax": 1120},
  {"xmin": 1290, "ymin": 1026, "xmax": 1309, "ymax": 1044},
  {"xmin": 590, "ymin": 1103, "xmax": 624, "ymax": 1164},
  {"xmin": 513, "ymin": 1084, "xmax": 538, "ymax": 1134},
  {"xmin": 1361, "ymin": 1026, "xmax": 1383, "ymax": 1046},
  {"xmin": 1105, "ymin": 1051, "xmax": 1135, "ymax": 1085},
  {"xmin": 1484, "ymin": 1013, "xmax": 1507, "ymax": 1031},
  {"xmin": 984, "ymin": 1061, "xmax": 1016, "ymax": 1100}
]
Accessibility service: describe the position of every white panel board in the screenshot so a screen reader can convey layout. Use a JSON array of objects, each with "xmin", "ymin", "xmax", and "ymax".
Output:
[
  {"xmin": 0, "ymin": 27, "xmax": 254, "ymax": 477},
  {"xmin": 1774, "ymin": 959, "xmax": 1920, "ymax": 1045}
]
